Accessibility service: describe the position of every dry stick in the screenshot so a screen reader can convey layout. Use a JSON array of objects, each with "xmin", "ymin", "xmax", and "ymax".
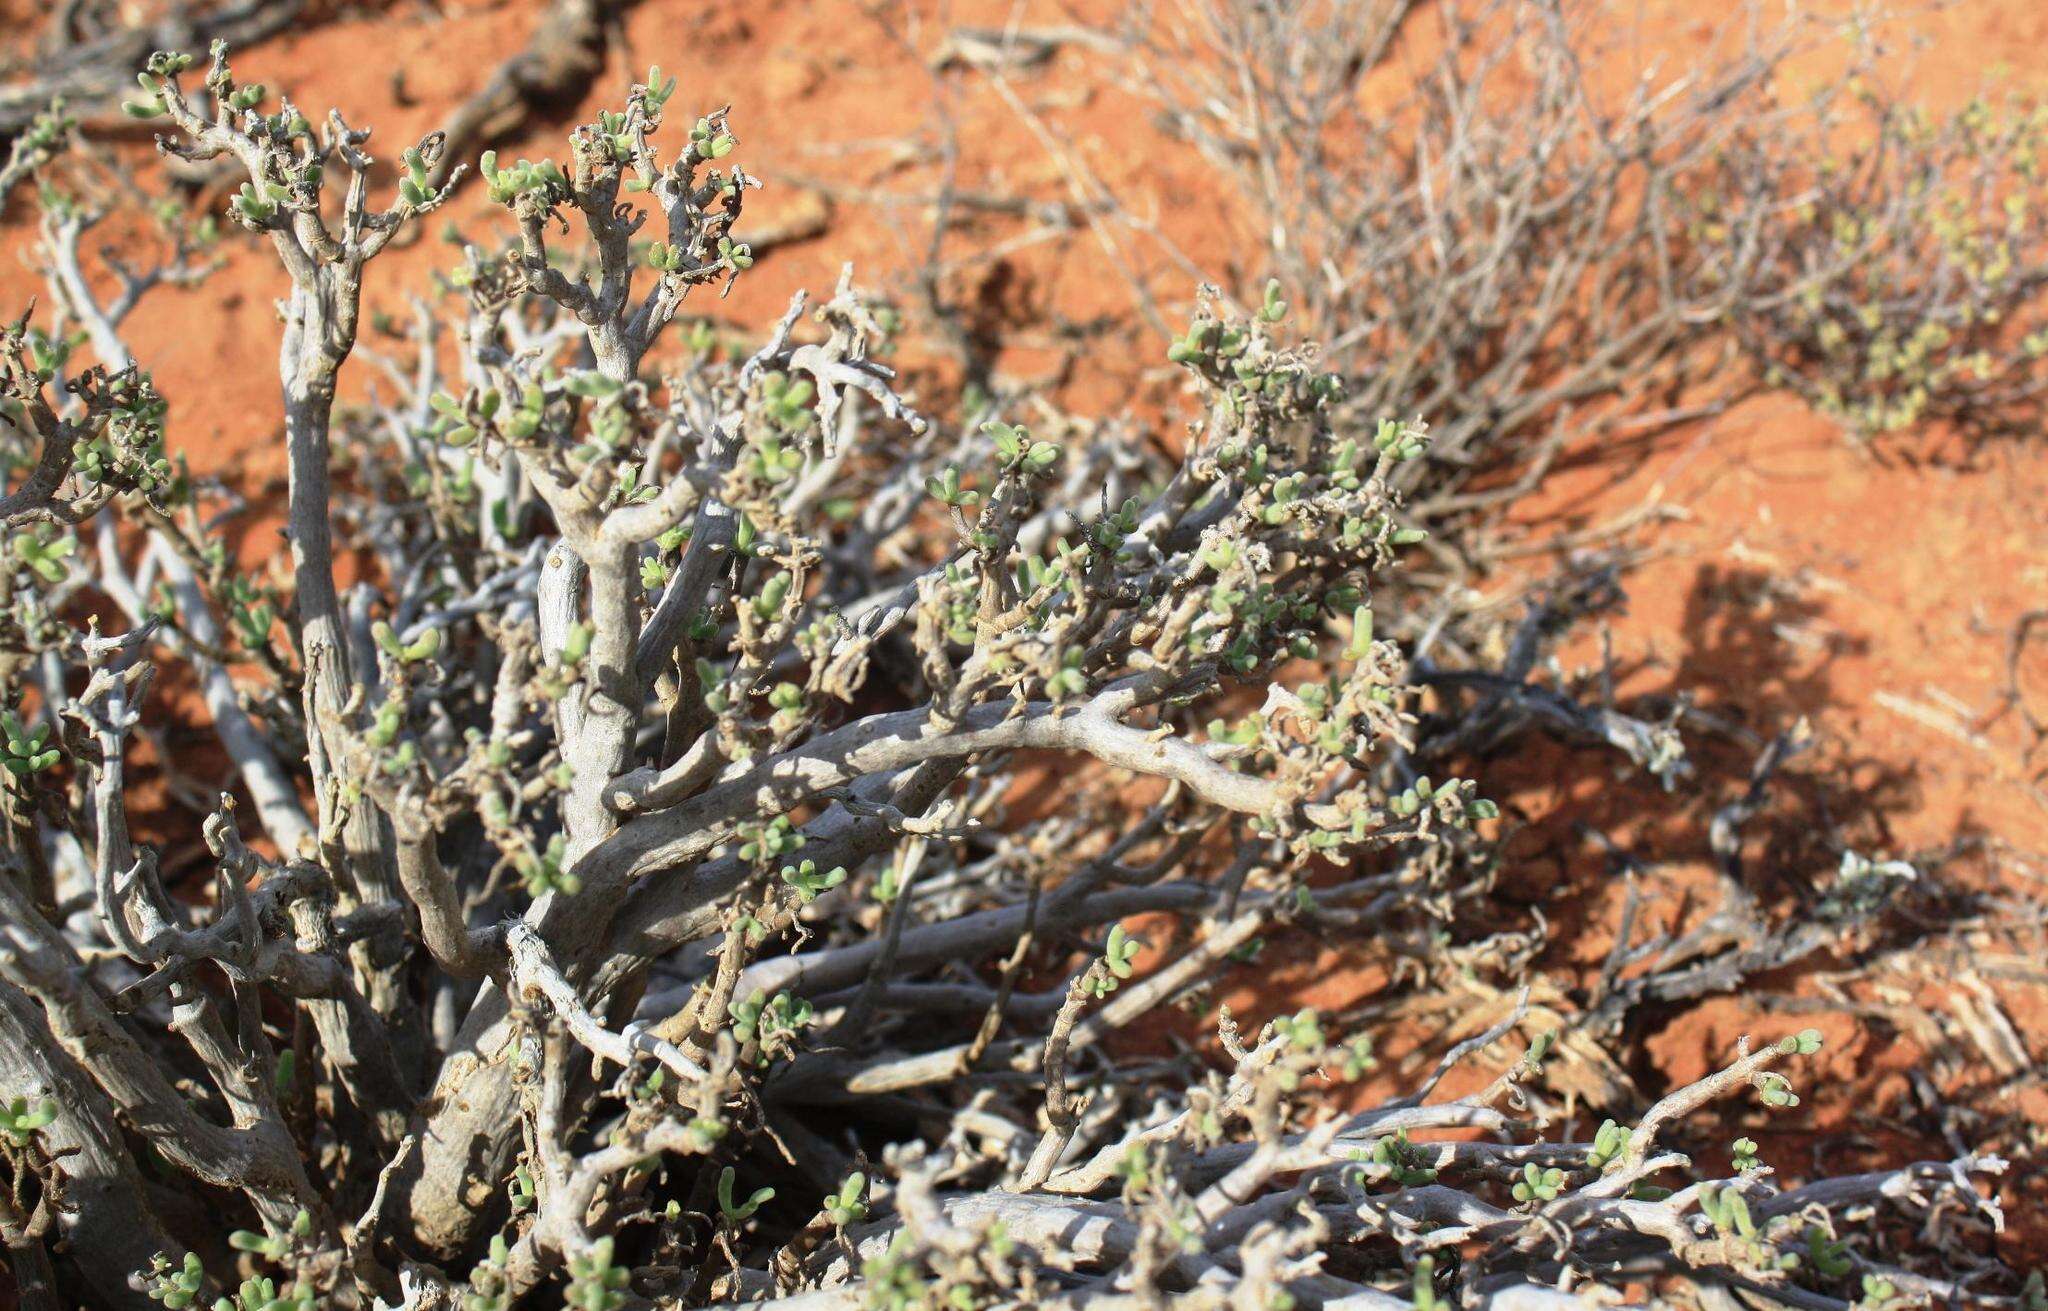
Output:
[
  {"xmin": 505, "ymin": 921, "xmax": 707, "ymax": 1083},
  {"xmin": 1993, "ymin": 607, "xmax": 2048, "ymax": 757},
  {"xmin": 831, "ymin": 829, "xmax": 931, "ymax": 1043},
  {"xmin": 961, "ymin": 865, "xmax": 1044, "ymax": 1068},
  {"xmin": 1623, "ymin": 1038, "xmax": 1778, "ymax": 1171},
  {"xmin": 663, "ymin": 892, "xmax": 797, "ymax": 1067},
  {"xmin": 928, "ymin": 25, "xmax": 1125, "ymax": 73},
  {"xmin": 391, "ymin": 826, "xmax": 501, "ymax": 981},
  {"xmin": 1016, "ymin": 965, "xmax": 1104, "ymax": 1190},
  {"xmin": 0, "ymin": 0, "xmax": 304, "ymax": 134},
  {"xmin": 422, "ymin": 0, "xmax": 614, "ymax": 191}
]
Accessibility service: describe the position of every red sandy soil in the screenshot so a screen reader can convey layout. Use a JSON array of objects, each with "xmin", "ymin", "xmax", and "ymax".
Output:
[{"xmin": 4, "ymin": 0, "xmax": 2046, "ymax": 1274}]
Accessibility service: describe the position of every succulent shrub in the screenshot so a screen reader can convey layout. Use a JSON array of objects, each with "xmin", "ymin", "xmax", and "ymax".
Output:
[
  {"xmin": 1115, "ymin": 0, "xmax": 2048, "ymax": 563},
  {"xmin": 1708, "ymin": 84, "xmax": 2048, "ymax": 439},
  {"xmin": 1118, "ymin": 0, "xmax": 1806, "ymax": 529},
  {"xmin": 0, "ymin": 42, "xmax": 2016, "ymax": 1311}
]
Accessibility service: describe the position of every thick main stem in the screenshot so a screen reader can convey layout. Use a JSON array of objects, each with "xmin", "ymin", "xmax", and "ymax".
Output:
[
  {"xmin": 279, "ymin": 273, "xmax": 419, "ymax": 1125},
  {"xmin": 0, "ymin": 984, "xmax": 171, "ymax": 1311},
  {"xmin": 279, "ymin": 275, "xmax": 362, "ymax": 857},
  {"xmin": 403, "ymin": 302, "xmax": 651, "ymax": 1258}
]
